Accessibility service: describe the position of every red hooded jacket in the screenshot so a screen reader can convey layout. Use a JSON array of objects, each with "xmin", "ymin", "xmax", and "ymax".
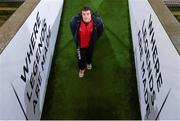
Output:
[{"xmin": 79, "ymin": 19, "xmax": 94, "ymax": 48}]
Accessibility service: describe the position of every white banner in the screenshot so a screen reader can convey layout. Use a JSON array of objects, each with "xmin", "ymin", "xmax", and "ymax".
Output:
[
  {"xmin": 129, "ymin": 0, "xmax": 180, "ymax": 120},
  {"xmin": 0, "ymin": 0, "xmax": 64, "ymax": 119}
]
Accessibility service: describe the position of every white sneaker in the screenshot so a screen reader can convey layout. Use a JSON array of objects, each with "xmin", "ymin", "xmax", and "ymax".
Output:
[
  {"xmin": 79, "ymin": 69, "xmax": 85, "ymax": 78},
  {"xmin": 87, "ymin": 64, "xmax": 92, "ymax": 70}
]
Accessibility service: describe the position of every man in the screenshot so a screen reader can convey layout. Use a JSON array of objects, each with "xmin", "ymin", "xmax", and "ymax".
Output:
[{"xmin": 70, "ymin": 6, "xmax": 104, "ymax": 78}]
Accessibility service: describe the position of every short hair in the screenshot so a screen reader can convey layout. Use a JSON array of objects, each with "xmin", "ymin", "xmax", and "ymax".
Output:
[{"xmin": 81, "ymin": 6, "xmax": 92, "ymax": 13}]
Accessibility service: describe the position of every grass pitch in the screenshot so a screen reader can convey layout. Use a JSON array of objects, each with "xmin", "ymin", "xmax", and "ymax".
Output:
[{"xmin": 41, "ymin": 0, "xmax": 141, "ymax": 119}]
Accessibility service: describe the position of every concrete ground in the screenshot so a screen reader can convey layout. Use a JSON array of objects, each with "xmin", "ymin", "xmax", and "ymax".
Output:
[{"xmin": 0, "ymin": 2, "xmax": 22, "ymax": 27}]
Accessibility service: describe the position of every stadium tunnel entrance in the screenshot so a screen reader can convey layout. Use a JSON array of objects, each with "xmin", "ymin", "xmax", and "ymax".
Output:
[{"xmin": 0, "ymin": 0, "xmax": 142, "ymax": 119}]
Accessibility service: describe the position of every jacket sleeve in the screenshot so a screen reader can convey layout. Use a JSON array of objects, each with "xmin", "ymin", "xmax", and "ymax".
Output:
[
  {"xmin": 69, "ymin": 17, "xmax": 78, "ymax": 45},
  {"xmin": 96, "ymin": 16, "xmax": 104, "ymax": 39}
]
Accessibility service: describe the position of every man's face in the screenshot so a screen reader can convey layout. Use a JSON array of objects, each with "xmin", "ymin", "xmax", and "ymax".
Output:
[{"xmin": 82, "ymin": 10, "xmax": 92, "ymax": 23}]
